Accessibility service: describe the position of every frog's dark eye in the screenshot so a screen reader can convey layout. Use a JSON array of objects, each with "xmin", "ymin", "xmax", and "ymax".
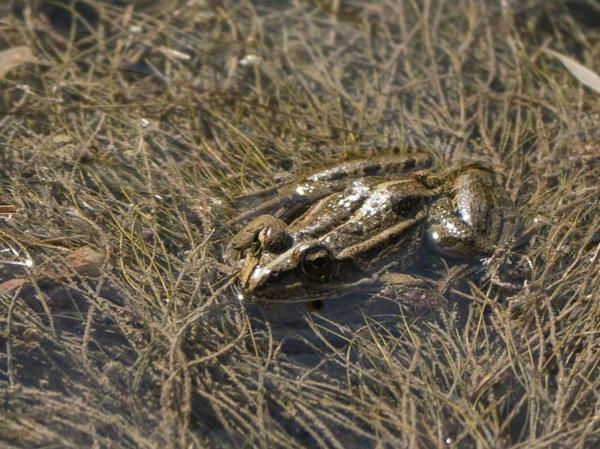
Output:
[
  {"xmin": 301, "ymin": 247, "xmax": 334, "ymax": 281},
  {"xmin": 252, "ymin": 226, "xmax": 292, "ymax": 254}
]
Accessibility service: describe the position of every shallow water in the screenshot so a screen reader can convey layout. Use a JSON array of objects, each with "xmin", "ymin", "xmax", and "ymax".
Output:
[{"xmin": 1, "ymin": 1, "xmax": 599, "ymax": 448}]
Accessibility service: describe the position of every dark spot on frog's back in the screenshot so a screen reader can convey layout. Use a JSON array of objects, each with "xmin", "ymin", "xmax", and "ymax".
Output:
[
  {"xmin": 404, "ymin": 158, "xmax": 416, "ymax": 170},
  {"xmin": 363, "ymin": 163, "xmax": 381, "ymax": 176},
  {"xmin": 328, "ymin": 171, "xmax": 348, "ymax": 181},
  {"xmin": 392, "ymin": 195, "xmax": 423, "ymax": 217}
]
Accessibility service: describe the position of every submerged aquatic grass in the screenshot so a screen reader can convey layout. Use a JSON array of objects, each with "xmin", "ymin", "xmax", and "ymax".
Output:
[{"xmin": 0, "ymin": 0, "xmax": 599, "ymax": 448}]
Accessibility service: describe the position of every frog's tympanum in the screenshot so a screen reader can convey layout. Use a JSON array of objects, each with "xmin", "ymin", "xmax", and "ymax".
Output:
[{"xmin": 226, "ymin": 151, "xmax": 510, "ymax": 305}]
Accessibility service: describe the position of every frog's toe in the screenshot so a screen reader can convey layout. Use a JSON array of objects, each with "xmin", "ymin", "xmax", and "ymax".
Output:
[{"xmin": 373, "ymin": 273, "xmax": 447, "ymax": 308}]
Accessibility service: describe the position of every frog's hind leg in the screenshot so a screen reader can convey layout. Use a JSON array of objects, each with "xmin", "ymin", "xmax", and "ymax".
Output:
[
  {"xmin": 426, "ymin": 168, "xmax": 507, "ymax": 258},
  {"xmin": 228, "ymin": 195, "xmax": 310, "ymax": 226},
  {"xmin": 234, "ymin": 184, "xmax": 282, "ymax": 206},
  {"xmin": 228, "ymin": 179, "xmax": 349, "ymax": 226}
]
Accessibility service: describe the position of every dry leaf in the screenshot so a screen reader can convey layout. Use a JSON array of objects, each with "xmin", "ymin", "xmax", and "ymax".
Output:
[
  {"xmin": 60, "ymin": 245, "xmax": 104, "ymax": 275},
  {"xmin": 0, "ymin": 46, "xmax": 45, "ymax": 79},
  {"xmin": 0, "ymin": 245, "xmax": 104, "ymax": 293},
  {"xmin": 544, "ymin": 48, "xmax": 600, "ymax": 94},
  {"xmin": 0, "ymin": 277, "xmax": 28, "ymax": 292},
  {"xmin": 0, "ymin": 205, "xmax": 17, "ymax": 215}
]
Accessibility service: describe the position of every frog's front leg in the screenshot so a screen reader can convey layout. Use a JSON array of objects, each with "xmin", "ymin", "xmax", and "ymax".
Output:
[{"xmin": 372, "ymin": 272, "xmax": 447, "ymax": 308}]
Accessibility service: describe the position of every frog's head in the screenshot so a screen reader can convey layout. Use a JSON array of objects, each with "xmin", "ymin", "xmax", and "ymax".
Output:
[{"xmin": 237, "ymin": 233, "xmax": 365, "ymax": 303}]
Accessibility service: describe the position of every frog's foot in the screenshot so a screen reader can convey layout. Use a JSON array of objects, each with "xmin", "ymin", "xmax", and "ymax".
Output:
[
  {"xmin": 371, "ymin": 273, "xmax": 447, "ymax": 308},
  {"xmin": 483, "ymin": 249, "xmax": 532, "ymax": 292}
]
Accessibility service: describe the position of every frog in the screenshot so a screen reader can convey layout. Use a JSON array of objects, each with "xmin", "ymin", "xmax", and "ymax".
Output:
[{"xmin": 226, "ymin": 151, "xmax": 509, "ymax": 306}]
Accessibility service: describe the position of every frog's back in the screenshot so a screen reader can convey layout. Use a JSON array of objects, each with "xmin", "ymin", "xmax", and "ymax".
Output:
[
  {"xmin": 288, "ymin": 174, "xmax": 438, "ymax": 272},
  {"xmin": 230, "ymin": 150, "xmax": 436, "ymax": 227},
  {"xmin": 304, "ymin": 150, "xmax": 435, "ymax": 183}
]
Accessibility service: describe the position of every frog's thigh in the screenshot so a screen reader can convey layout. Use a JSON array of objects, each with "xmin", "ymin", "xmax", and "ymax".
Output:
[
  {"xmin": 426, "ymin": 196, "xmax": 485, "ymax": 257},
  {"xmin": 376, "ymin": 273, "xmax": 446, "ymax": 307}
]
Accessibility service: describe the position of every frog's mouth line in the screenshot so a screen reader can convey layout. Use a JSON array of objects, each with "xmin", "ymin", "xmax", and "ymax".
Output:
[{"xmin": 241, "ymin": 277, "xmax": 379, "ymax": 304}]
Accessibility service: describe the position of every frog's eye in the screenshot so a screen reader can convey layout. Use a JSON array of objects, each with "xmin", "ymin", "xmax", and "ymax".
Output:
[
  {"xmin": 252, "ymin": 226, "xmax": 292, "ymax": 255},
  {"xmin": 301, "ymin": 247, "xmax": 334, "ymax": 281}
]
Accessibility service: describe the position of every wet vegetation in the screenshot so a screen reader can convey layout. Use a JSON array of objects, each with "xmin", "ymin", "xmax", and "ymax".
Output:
[{"xmin": 0, "ymin": 1, "xmax": 599, "ymax": 448}]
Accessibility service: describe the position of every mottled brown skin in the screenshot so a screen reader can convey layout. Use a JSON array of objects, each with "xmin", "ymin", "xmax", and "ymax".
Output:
[{"xmin": 228, "ymin": 152, "xmax": 435, "ymax": 226}]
